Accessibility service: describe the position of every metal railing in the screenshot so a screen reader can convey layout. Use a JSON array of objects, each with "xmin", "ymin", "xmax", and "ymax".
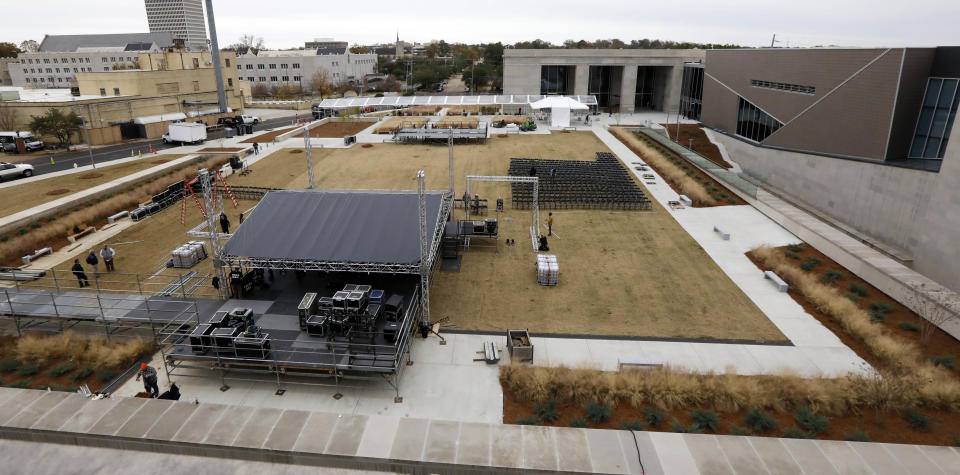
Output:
[{"xmin": 3, "ymin": 268, "xmax": 220, "ymax": 300}]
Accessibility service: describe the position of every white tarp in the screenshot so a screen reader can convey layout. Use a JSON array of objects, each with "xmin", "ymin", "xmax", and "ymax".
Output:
[{"xmin": 530, "ymin": 96, "xmax": 587, "ymax": 128}]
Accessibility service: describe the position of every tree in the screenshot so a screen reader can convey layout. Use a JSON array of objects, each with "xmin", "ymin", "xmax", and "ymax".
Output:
[
  {"xmin": 349, "ymin": 46, "xmax": 369, "ymax": 54},
  {"xmin": 227, "ymin": 34, "xmax": 264, "ymax": 55},
  {"xmin": 276, "ymin": 85, "xmax": 300, "ymax": 100},
  {"xmin": 424, "ymin": 43, "xmax": 438, "ymax": 59},
  {"xmin": 381, "ymin": 75, "xmax": 401, "ymax": 92},
  {"xmin": 482, "ymin": 42, "xmax": 503, "ymax": 66},
  {"xmin": 28, "ymin": 108, "xmax": 82, "ymax": 147},
  {"xmin": 18, "ymin": 40, "xmax": 39, "ymax": 53},
  {"xmin": 0, "ymin": 42, "xmax": 21, "ymax": 58},
  {"xmin": 437, "ymin": 40, "xmax": 450, "ymax": 57},
  {"xmin": 251, "ymin": 83, "xmax": 269, "ymax": 98},
  {"xmin": 309, "ymin": 69, "xmax": 333, "ymax": 97},
  {"xmin": 906, "ymin": 283, "xmax": 960, "ymax": 346},
  {"xmin": 0, "ymin": 104, "xmax": 18, "ymax": 131}
]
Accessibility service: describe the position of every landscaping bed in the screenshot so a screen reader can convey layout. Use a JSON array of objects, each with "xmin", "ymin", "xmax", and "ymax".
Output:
[
  {"xmin": 610, "ymin": 127, "xmax": 744, "ymax": 207},
  {"xmin": 292, "ymin": 121, "xmax": 372, "ymax": 138},
  {"xmin": 0, "ymin": 333, "xmax": 152, "ymax": 393},
  {"xmin": 0, "ymin": 155, "xmax": 231, "ymax": 267},
  {"xmin": 197, "ymin": 147, "xmax": 245, "ymax": 152},
  {"xmin": 658, "ymin": 124, "xmax": 732, "ymax": 168},
  {"xmin": 239, "ymin": 127, "xmax": 297, "ymax": 143},
  {"xmin": 502, "ymin": 385, "xmax": 960, "ymax": 446}
]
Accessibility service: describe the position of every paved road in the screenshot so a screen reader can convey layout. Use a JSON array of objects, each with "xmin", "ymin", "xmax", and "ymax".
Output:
[{"xmin": 1, "ymin": 116, "xmax": 297, "ymax": 178}]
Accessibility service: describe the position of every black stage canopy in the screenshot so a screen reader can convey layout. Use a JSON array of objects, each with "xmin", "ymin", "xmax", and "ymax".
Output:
[{"xmin": 221, "ymin": 189, "xmax": 450, "ymax": 273}]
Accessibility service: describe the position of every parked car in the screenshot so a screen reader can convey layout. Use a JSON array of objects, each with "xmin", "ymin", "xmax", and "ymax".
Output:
[
  {"xmin": 240, "ymin": 115, "xmax": 260, "ymax": 125},
  {"xmin": 0, "ymin": 162, "xmax": 35, "ymax": 181},
  {"xmin": 0, "ymin": 131, "xmax": 44, "ymax": 153}
]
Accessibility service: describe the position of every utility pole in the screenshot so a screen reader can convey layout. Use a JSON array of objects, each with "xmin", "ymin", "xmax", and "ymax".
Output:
[
  {"xmin": 80, "ymin": 115, "xmax": 96, "ymax": 169},
  {"xmin": 304, "ymin": 124, "xmax": 314, "ymax": 189},
  {"xmin": 204, "ymin": 0, "xmax": 228, "ymax": 113}
]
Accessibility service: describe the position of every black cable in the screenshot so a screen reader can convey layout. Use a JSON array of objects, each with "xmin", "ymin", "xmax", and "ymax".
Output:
[{"xmin": 629, "ymin": 429, "xmax": 645, "ymax": 475}]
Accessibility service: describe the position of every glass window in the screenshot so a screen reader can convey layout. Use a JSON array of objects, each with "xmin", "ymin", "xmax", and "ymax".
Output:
[
  {"xmin": 293, "ymin": 63, "xmax": 300, "ymax": 68},
  {"xmin": 281, "ymin": 63, "xmax": 287, "ymax": 69},
  {"xmin": 540, "ymin": 65, "xmax": 572, "ymax": 95},
  {"xmin": 909, "ymin": 78, "xmax": 960, "ymax": 159},
  {"xmin": 225, "ymin": 59, "xmax": 230, "ymax": 67},
  {"xmin": 227, "ymin": 78, "xmax": 233, "ymax": 87},
  {"xmin": 269, "ymin": 64, "xmax": 276, "ymax": 69},
  {"xmin": 257, "ymin": 64, "xmax": 264, "ymax": 69},
  {"xmin": 736, "ymin": 97, "xmax": 783, "ymax": 143}
]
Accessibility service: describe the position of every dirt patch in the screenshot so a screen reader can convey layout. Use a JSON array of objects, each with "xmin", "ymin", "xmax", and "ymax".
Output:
[
  {"xmin": 293, "ymin": 121, "xmax": 371, "ymax": 138},
  {"xmin": 659, "ymin": 124, "xmax": 732, "ymax": 168},
  {"xmin": 747, "ymin": 245, "xmax": 960, "ymax": 375},
  {"xmin": 45, "ymin": 189, "xmax": 71, "ymax": 196},
  {"xmin": 78, "ymin": 173, "xmax": 104, "ymax": 179},
  {"xmin": 151, "ymin": 160, "xmax": 170, "ymax": 164},
  {"xmin": 502, "ymin": 386, "xmax": 960, "ymax": 446},
  {"xmin": 289, "ymin": 149, "xmax": 303, "ymax": 154},
  {"xmin": 239, "ymin": 126, "xmax": 297, "ymax": 143},
  {"xmin": 361, "ymin": 144, "xmax": 373, "ymax": 148},
  {"xmin": 197, "ymin": 147, "xmax": 244, "ymax": 152},
  {"xmin": 497, "ymin": 134, "xmax": 508, "ymax": 138}
]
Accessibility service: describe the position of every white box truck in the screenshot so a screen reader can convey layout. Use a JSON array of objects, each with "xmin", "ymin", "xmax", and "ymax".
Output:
[{"xmin": 162, "ymin": 122, "xmax": 207, "ymax": 145}]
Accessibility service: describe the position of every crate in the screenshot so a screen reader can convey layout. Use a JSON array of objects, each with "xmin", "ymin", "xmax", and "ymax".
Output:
[
  {"xmin": 536, "ymin": 254, "xmax": 559, "ymax": 286},
  {"xmin": 506, "ymin": 329, "xmax": 533, "ymax": 363}
]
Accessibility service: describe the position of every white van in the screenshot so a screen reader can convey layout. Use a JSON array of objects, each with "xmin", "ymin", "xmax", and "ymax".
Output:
[{"xmin": 0, "ymin": 131, "xmax": 44, "ymax": 153}]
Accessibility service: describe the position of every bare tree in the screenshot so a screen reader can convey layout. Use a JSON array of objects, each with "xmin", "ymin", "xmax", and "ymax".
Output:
[
  {"xmin": 228, "ymin": 34, "xmax": 265, "ymax": 55},
  {"xmin": 907, "ymin": 283, "xmax": 960, "ymax": 345},
  {"xmin": 0, "ymin": 104, "xmax": 18, "ymax": 131},
  {"xmin": 309, "ymin": 69, "xmax": 332, "ymax": 97},
  {"xmin": 19, "ymin": 39, "xmax": 39, "ymax": 53}
]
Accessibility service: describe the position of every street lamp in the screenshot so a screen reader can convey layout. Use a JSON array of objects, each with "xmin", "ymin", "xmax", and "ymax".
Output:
[{"xmin": 80, "ymin": 116, "xmax": 96, "ymax": 169}]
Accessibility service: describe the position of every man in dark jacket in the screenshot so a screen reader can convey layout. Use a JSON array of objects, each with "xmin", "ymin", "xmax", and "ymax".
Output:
[
  {"xmin": 136, "ymin": 363, "xmax": 160, "ymax": 397},
  {"xmin": 71, "ymin": 259, "xmax": 89, "ymax": 287},
  {"xmin": 219, "ymin": 213, "xmax": 230, "ymax": 233},
  {"xmin": 85, "ymin": 250, "xmax": 99, "ymax": 276}
]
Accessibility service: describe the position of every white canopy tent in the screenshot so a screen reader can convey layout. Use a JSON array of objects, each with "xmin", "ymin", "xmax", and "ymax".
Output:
[{"xmin": 530, "ymin": 96, "xmax": 589, "ymax": 128}]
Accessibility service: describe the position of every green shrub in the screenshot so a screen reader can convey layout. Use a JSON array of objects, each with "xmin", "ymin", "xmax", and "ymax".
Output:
[
  {"xmin": 729, "ymin": 424, "xmax": 749, "ymax": 436},
  {"xmin": 644, "ymin": 408, "xmax": 667, "ymax": 428},
  {"xmin": 96, "ymin": 369, "xmax": 118, "ymax": 383},
  {"xmin": 744, "ymin": 409, "xmax": 777, "ymax": 433},
  {"xmin": 844, "ymin": 292, "xmax": 861, "ymax": 303},
  {"xmin": 794, "ymin": 406, "xmax": 829, "ymax": 435},
  {"xmin": 10, "ymin": 379, "xmax": 30, "ymax": 389},
  {"xmin": 535, "ymin": 400, "xmax": 559, "ymax": 423},
  {"xmin": 670, "ymin": 418, "xmax": 702, "ymax": 434},
  {"xmin": 800, "ymin": 257, "xmax": 822, "ymax": 271},
  {"xmin": 899, "ymin": 322, "xmax": 920, "ymax": 332},
  {"xmin": 47, "ymin": 361, "xmax": 77, "ymax": 377},
  {"xmin": 17, "ymin": 364, "xmax": 40, "ymax": 376},
  {"xmin": 29, "ymin": 222, "xmax": 41, "ymax": 229},
  {"xmin": 515, "ymin": 416, "xmax": 539, "ymax": 425},
  {"xmin": 727, "ymin": 198, "xmax": 736, "ymax": 204},
  {"xmin": 904, "ymin": 411, "xmax": 931, "ymax": 431},
  {"xmin": 849, "ymin": 282, "xmax": 868, "ymax": 297},
  {"xmin": 844, "ymin": 429, "xmax": 870, "ymax": 442},
  {"xmin": 953, "ymin": 437, "xmax": 960, "ymax": 447},
  {"xmin": 44, "ymin": 215, "xmax": 56, "ymax": 223},
  {"xmin": 0, "ymin": 358, "xmax": 19, "ymax": 373},
  {"xmin": 869, "ymin": 301, "xmax": 894, "ymax": 314},
  {"xmin": 869, "ymin": 310, "xmax": 887, "ymax": 322},
  {"xmin": 784, "ymin": 251, "xmax": 801, "ymax": 260},
  {"xmin": 787, "ymin": 243, "xmax": 806, "ymax": 252},
  {"xmin": 71, "ymin": 364, "xmax": 94, "ymax": 382},
  {"xmin": 615, "ymin": 419, "xmax": 644, "ymax": 431},
  {"xmin": 930, "ymin": 356, "xmax": 955, "ymax": 370},
  {"xmin": 568, "ymin": 417, "xmax": 588, "ymax": 428},
  {"xmin": 0, "ymin": 234, "xmax": 8, "ymax": 242},
  {"xmin": 782, "ymin": 427, "xmax": 811, "ymax": 439},
  {"xmin": 15, "ymin": 228, "xmax": 27, "ymax": 236},
  {"xmin": 691, "ymin": 410, "xmax": 720, "ymax": 431},
  {"xmin": 821, "ymin": 269, "xmax": 843, "ymax": 285},
  {"xmin": 583, "ymin": 402, "xmax": 612, "ymax": 423}
]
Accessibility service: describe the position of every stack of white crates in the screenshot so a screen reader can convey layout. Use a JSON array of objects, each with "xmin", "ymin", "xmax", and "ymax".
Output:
[
  {"xmin": 171, "ymin": 241, "xmax": 208, "ymax": 268},
  {"xmin": 536, "ymin": 254, "xmax": 559, "ymax": 286}
]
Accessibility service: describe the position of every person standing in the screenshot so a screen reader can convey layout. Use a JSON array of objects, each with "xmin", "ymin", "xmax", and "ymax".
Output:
[
  {"xmin": 135, "ymin": 363, "xmax": 159, "ymax": 398},
  {"xmin": 71, "ymin": 259, "xmax": 89, "ymax": 287},
  {"xmin": 85, "ymin": 250, "xmax": 99, "ymax": 277},
  {"xmin": 99, "ymin": 245, "xmax": 116, "ymax": 272},
  {"xmin": 219, "ymin": 213, "xmax": 230, "ymax": 234},
  {"xmin": 229, "ymin": 267, "xmax": 243, "ymax": 299},
  {"xmin": 547, "ymin": 212, "xmax": 554, "ymax": 236},
  {"xmin": 253, "ymin": 142, "xmax": 259, "ymax": 155}
]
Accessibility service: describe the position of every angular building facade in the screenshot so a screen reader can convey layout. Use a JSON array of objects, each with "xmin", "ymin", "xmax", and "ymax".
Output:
[{"xmin": 144, "ymin": 0, "xmax": 208, "ymax": 50}]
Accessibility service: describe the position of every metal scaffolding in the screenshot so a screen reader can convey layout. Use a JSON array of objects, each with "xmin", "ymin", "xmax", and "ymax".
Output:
[
  {"xmin": 199, "ymin": 169, "xmax": 229, "ymax": 299},
  {"xmin": 417, "ymin": 171, "xmax": 431, "ymax": 325},
  {"xmin": 465, "ymin": 175, "xmax": 540, "ymax": 250}
]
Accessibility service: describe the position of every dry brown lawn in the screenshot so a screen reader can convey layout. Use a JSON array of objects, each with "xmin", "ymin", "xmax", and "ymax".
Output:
[
  {"xmin": 97, "ymin": 131, "xmax": 783, "ymax": 340},
  {"xmin": 0, "ymin": 155, "xmax": 186, "ymax": 217}
]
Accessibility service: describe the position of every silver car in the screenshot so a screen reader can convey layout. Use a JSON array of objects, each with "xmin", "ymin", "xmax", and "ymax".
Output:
[{"xmin": 0, "ymin": 162, "xmax": 35, "ymax": 181}]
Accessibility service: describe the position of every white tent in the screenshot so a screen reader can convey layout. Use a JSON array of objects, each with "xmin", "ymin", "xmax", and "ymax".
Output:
[{"xmin": 530, "ymin": 96, "xmax": 589, "ymax": 128}]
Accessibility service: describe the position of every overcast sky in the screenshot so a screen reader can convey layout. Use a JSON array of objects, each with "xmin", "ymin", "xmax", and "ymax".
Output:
[{"xmin": 2, "ymin": 0, "xmax": 957, "ymax": 49}]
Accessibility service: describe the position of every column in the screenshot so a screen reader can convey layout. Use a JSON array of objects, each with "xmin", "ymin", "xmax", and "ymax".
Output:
[
  {"xmin": 573, "ymin": 64, "xmax": 589, "ymax": 96},
  {"xmin": 619, "ymin": 65, "xmax": 638, "ymax": 114}
]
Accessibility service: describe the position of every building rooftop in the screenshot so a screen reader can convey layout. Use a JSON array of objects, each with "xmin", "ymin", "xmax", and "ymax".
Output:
[
  {"xmin": 38, "ymin": 33, "xmax": 174, "ymax": 52},
  {"xmin": 0, "ymin": 87, "xmax": 130, "ymax": 102}
]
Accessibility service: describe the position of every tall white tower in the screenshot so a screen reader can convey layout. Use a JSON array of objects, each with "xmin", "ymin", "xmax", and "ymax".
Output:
[{"xmin": 144, "ymin": 0, "xmax": 209, "ymax": 50}]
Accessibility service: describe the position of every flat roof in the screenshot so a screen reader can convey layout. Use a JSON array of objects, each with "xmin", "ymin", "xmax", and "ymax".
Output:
[
  {"xmin": 222, "ymin": 189, "xmax": 446, "ymax": 267},
  {"xmin": 318, "ymin": 94, "xmax": 598, "ymax": 109}
]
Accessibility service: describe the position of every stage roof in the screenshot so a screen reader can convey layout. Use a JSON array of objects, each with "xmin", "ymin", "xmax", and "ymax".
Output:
[
  {"xmin": 317, "ymin": 94, "xmax": 598, "ymax": 109},
  {"xmin": 222, "ymin": 189, "xmax": 448, "ymax": 271}
]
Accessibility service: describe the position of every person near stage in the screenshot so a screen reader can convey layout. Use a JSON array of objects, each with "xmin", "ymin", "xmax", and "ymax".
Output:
[
  {"xmin": 219, "ymin": 213, "xmax": 230, "ymax": 233},
  {"xmin": 85, "ymin": 250, "xmax": 99, "ymax": 276},
  {"xmin": 135, "ymin": 363, "xmax": 159, "ymax": 398},
  {"xmin": 71, "ymin": 259, "xmax": 89, "ymax": 287},
  {"xmin": 99, "ymin": 245, "xmax": 116, "ymax": 272},
  {"xmin": 229, "ymin": 267, "xmax": 243, "ymax": 298},
  {"xmin": 547, "ymin": 212, "xmax": 554, "ymax": 236}
]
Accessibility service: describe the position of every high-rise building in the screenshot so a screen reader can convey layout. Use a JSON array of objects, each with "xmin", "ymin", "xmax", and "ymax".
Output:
[{"xmin": 144, "ymin": 0, "xmax": 208, "ymax": 51}]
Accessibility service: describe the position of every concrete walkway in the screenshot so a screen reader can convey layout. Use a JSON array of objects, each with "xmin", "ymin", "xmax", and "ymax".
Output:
[{"xmin": 2, "ymin": 387, "xmax": 958, "ymax": 474}]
